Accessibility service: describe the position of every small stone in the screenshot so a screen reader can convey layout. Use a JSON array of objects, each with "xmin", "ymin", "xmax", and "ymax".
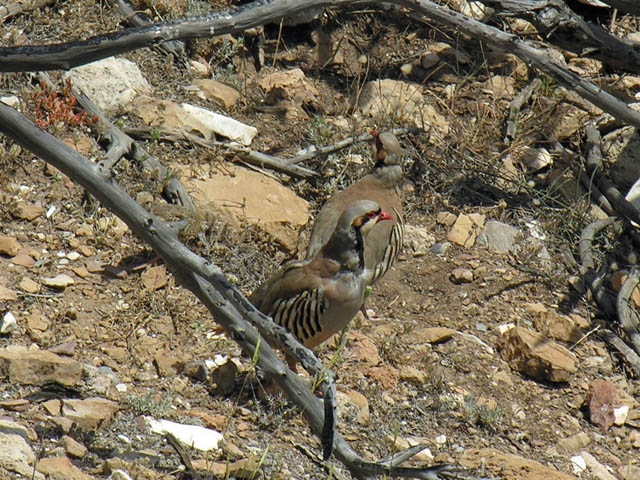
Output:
[
  {"xmin": 11, "ymin": 254, "xmax": 35, "ymax": 267},
  {"xmin": 61, "ymin": 435, "xmax": 87, "ymax": 459},
  {"xmin": 42, "ymin": 399, "xmax": 62, "ymax": 416},
  {"xmin": 0, "ymin": 236, "xmax": 21, "ymax": 256},
  {"xmin": 71, "ymin": 266, "xmax": 90, "ymax": 278},
  {"xmin": 400, "ymin": 365, "xmax": 427, "ymax": 384},
  {"xmin": 436, "ymin": 211, "xmax": 457, "ymax": 226},
  {"xmin": 0, "ymin": 286, "xmax": 18, "ymax": 301},
  {"xmin": 556, "ymin": 432, "xmax": 590, "ymax": 453},
  {"xmin": 75, "ymin": 224, "xmax": 93, "ymax": 236},
  {"xmin": 497, "ymin": 327, "xmax": 576, "ymax": 382},
  {"xmin": 586, "ymin": 379, "xmax": 626, "ymax": 431},
  {"xmin": 365, "ymin": 365, "xmax": 399, "ymax": 390},
  {"xmin": 48, "ymin": 342, "xmax": 77, "ymax": 357},
  {"xmin": 409, "ymin": 327, "xmax": 456, "ymax": 344},
  {"xmin": 66, "ymin": 251, "xmax": 80, "ymax": 261},
  {"xmin": 338, "ymin": 390, "xmax": 370, "ymax": 425},
  {"xmin": 153, "ymin": 353, "xmax": 182, "ymax": 377},
  {"xmin": 450, "ymin": 268, "xmax": 473, "ymax": 284},
  {"xmin": 476, "ymin": 220, "xmax": 520, "ymax": 254},
  {"xmin": 27, "ymin": 311, "xmax": 50, "ymax": 332},
  {"xmin": 447, "ymin": 213, "xmax": 485, "ymax": 248},
  {"xmin": 12, "ymin": 201, "xmax": 43, "ymax": 221},
  {"xmin": 421, "ymin": 52, "xmax": 439, "ymax": 69},
  {"xmin": 62, "ymin": 397, "xmax": 119, "ymax": 430},
  {"xmin": 0, "ymin": 347, "xmax": 83, "ymax": 386},
  {"xmin": 37, "ymin": 456, "xmax": 93, "ymax": 480},
  {"xmin": 50, "ymin": 416, "xmax": 74, "ymax": 433},
  {"xmin": 571, "ymin": 455, "xmax": 587, "ymax": 474},
  {"xmin": 210, "ymin": 360, "xmax": 238, "ymax": 396},
  {"xmin": 42, "ymin": 274, "xmax": 75, "ymax": 288},
  {"xmin": 347, "ymin": 332, "xmax": 381, "ymax": 366},
  {"xmin": 18, "ymin": 277, "xmax": 40, "ymax": 294},
  {"xmin": 145, "ymin": 417, "xmax": 223, "ymax": 451},
  {"xmin": 191, "ymin": 79, "xmax": 241, "ymax": 109},
  {"xmin": 142, "ymin": 265, "xmax": 168, "ymax": 291},
  {"xmin": 525, "ymin": 302, "xmax": 547, "ymax": 315},
  {"xmin": 0, "ymin": 312, "xmax": 17, "ymax": 334},
  {"xmin": 0, "ymin": 399, "xmax": 30, "ymax": 411},
  {"xmin": 77, "ymin": 245, "xmax": 94, "ymax": 257}
]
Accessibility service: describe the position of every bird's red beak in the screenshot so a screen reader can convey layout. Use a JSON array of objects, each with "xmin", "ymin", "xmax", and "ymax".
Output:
[{"xmin": 378, "ymin": 210, "xmax": 393, "ymax": 222}]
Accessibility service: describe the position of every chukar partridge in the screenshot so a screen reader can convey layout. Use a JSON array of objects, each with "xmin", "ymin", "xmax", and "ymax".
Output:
[
  {"xmin": 307, "ymin": 132, "xmax": 404, "ymax": 289},
  {"xmin": 250, "ymin": 200, "xmax": 392, "ymax": 362}
]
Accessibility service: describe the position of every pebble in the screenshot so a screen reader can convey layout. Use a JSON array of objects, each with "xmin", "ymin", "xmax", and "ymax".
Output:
[{"xmin": 0, "ymin": 312, "xmax": 17, "ymax": 334}]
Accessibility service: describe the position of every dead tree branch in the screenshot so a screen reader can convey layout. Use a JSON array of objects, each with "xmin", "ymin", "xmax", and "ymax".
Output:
[
  {"xmin": 123, "ymin": 126, "xmax": 318, "ymax": 179},
  {"xmin": 616, "ymin": 269, "xmax": 640, "ymax": 355},
  {"xmin": 104, "ymin": 0, "xmax": 188, "ymax": 65},
  {"xmin": 479, "ymin": 0, "xmax": 640, "ymax": 74},
  {"xmin": 2, "ymin": 0, "xmax": 640, "ymax": 132},
  {"xmin": 504, "ymin": 78, "xmax": 542, "ymax": 144},
  {"xmin": 584, "ymin": 123, "xmax": 640, "ymax": 226},
  {"xmin": 0, "ymin": 100, "xmax": 469, "ymax": 479}
]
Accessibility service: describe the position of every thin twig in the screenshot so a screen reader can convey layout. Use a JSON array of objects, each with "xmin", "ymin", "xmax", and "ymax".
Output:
[
  {"xmin": 504, "ymin": 77, "xmax": 542, "ymax": 144},
  {"xmin": 598, "ymin": 328, "xmax": 640, "ymax": 377},
  {"xmin": 616, "ymin": 269, "xmax": 640, "ymax": 355}
]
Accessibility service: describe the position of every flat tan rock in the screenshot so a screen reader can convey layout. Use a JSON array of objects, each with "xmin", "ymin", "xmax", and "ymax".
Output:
[
  {"xmin": 406, "ymin": 327, "xmax": 456, "ymax": 344},
  {"xmin": 0, "ymin": 286, "xmax": 18, "ymax": 301},
  {"xmin": 61, "ymin": 435, "xmax": 87, "ymax": 459},
  {"xmin": 448, "ymin": 213, "xmax": 485, "ymax": 247},
  {"xmin": 461, "ymin": 448, "xmax": 575, "ymax": 480},
  {"xmin": 497, "ymin": 327, "xmax": 577, "ymax": 382},
  {"xmin": 18, "ymin": 277, "xmax": 40, "ymax": 293},
  {"xmin": 37, "ymin": 455, "xmax": 95, "ymax": 480},
  {"xmin": 61, "ymin": 398, "xmax": 119, "ymax": 430},
  {"xmin": 12, "ymin": 201, "xmax": 43, "ymax": 221},
  {"xmin": 0, "ymin": 236, "xmax": 21, "ymax": 256},
  {"xmin": 182, "ymin": 164, "xmax": 309, "ymax": 253},
  {"xmin": 191, "ymin": 79, "xmax": 241, "ymax": 109},
  {"xmin": 42, "ymin": 274, "xmax": 75, "ymax": 289},
  {"xmin": 0, "ymin": 347, "xmax": 82, "ymax": 386}
]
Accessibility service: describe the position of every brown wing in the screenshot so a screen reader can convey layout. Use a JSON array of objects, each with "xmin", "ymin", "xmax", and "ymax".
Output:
[{"xmin": 248, "ymin": 257, "xmax": 341, "ymax": 345}]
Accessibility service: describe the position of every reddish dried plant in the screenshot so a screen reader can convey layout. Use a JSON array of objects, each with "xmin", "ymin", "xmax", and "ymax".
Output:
[{"xmin": 31, "ymin": 78, "xmax": 97, "ymax": 129}]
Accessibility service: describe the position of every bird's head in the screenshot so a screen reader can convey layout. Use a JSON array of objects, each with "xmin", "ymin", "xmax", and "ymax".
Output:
[
  {"xmin": 372, "ymin": 132, "xmax": 404, "ymax": 168},
  {"xmin": 343, "ymin": 200, "xmax": 393, "ymax": 236}
]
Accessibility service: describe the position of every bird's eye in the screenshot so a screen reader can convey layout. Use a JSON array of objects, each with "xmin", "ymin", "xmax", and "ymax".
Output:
[{"xmin": 366, "ymin": 209, "xmax": 379, "ymax": 219}]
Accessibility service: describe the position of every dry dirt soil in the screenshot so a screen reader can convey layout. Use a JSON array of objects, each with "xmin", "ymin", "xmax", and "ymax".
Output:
[{"xmin": 1, "ymin": 1, "xmax": 640, "ymax": 480}]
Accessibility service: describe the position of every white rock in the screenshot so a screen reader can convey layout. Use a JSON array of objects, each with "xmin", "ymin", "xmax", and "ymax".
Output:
[
  {"xmin": 42, "ymin": 274, "xmax": 75, "ymax": 288},
  {"xmin": 0, "ymin": 95, "xmax": 20, "ymax": 109},
  {"xmin": 115, "ymin": 383, "xmax": 127, "ymax": 393},
  {"xmin": 497, "ymin": 323, "xmax": 515, "ymax": 334},
  {"xmin": 0, "ymin": 312, "xmax": 17, "ymax": 334},
  {"xmin": 46, "ymin": 205, "xmax": 56, "ymax": 218},
  {"xmin": 571, "ymin": 455, "xmax": 586, "ymax": 474},
  {"xmin": 145, "ymin": 417, "xmax": 223, "ymax": 451},
  {"xmin": 0, "ymin": 424, "xmax": 45, "ymax": 479},
  {"xmin": 66, "ymin": 252, "xmax": 80, "ymax": 261},
  {"xmin": 180, "ymin": 103, "xmax": 257, "ymax": 145},
  {"xmin": 613, "ymin": 405, "xmax": 629, "ymax": 425},
  {"xmin": 435, "ymin": 434, "xmax": 447, "ymax": 444},
  {"xmin": 66, "ymin": 57, "xmax": 152, "ymax": 115},
  {"xmin": 109, "ymin": 469, "xmax": 134, "ymax": 480}
]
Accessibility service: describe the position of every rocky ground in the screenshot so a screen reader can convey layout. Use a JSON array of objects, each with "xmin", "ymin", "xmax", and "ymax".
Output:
[{"xmin": 1, "ymin": 1, "xmax": 640, "ymax": 479}]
